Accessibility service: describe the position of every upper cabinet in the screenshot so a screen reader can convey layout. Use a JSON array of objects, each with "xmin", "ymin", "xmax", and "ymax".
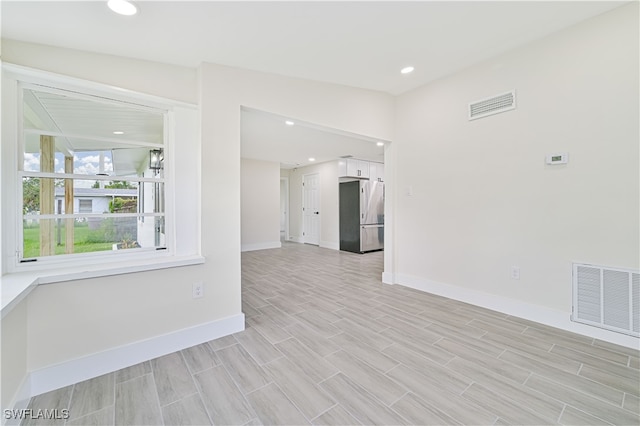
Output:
[
  {"xmin": 338, "ymin": 159, "xmax": 383, "ymax": 182},
  {"xmin": 339, "ymin": 158, "xmax": 369, "ymax": 179},
  {"xmin": 370, "ymin": 162, "xmax": 384, "ymax": 182}
]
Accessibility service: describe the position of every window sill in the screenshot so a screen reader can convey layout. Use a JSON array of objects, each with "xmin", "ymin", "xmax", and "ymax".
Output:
[{"xmin": 1, "ymin": 255, "xmax": 205, "ymax": 318}]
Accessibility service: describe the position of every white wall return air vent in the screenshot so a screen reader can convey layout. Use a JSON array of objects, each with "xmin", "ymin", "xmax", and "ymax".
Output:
[
  {"xmin": 572, "ymin": 263, "xmax": 639, "ymax": 337},
  {"xmin": 469, "ymin": 90, "xmax": 516, "ymax": 120}
]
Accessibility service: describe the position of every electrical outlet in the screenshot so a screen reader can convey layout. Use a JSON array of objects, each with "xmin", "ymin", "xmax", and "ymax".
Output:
[
  {"xmin": 511, "ymin": 266, "xmax": 520, "ymax": 280},
  {"xmin": 192, "ymin": 281, "xmax": 204, "ymax": 298}
]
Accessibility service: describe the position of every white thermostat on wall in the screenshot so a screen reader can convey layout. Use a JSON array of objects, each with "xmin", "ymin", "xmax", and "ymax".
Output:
[{"xmin": 546, "ymin": 152, "xmax": 568, "ymax": 165}]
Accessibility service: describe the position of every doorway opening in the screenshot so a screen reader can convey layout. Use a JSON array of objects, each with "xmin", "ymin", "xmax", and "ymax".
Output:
[
  {"xmin": 280, "ymin": 177, "xmax": 289, "ymax": 242},
  {"xmin": 240, "ymin": 106, "xmax": 392, "ymax": 283},
  {"xmin": 302, "ymin": 173, "xmax": 320, "ymax": 245}
]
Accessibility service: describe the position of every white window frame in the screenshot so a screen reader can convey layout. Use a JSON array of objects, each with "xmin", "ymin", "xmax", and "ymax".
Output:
[
  {"xmin": 2, "ymin": 63, "xmax": 202, "ymax": 278},
  {"xmin": 17, "ymin": 82, "xmax": 169, "ymax": 264}
]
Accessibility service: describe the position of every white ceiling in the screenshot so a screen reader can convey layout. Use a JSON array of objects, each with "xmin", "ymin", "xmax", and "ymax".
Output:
[
  {"xmin": 241, "ymin": 107, "xmax": 386, "ymax": 167},
  {"xmin": 1, "ymin": 1, "xmax": 625, "ymax": 95},
  {"xmin": 2, "ymin": 1, "xmax": 626, "ymax": 169}
]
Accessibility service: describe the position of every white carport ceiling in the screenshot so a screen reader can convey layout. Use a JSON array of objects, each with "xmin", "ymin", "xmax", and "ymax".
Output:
[
  {"xmin": 23, "ymin": 89, "xmax": 164, "ymax": 147},
  {"xmin": 23, "ymin": 87, "xmax": 164, "ymax": 175}
]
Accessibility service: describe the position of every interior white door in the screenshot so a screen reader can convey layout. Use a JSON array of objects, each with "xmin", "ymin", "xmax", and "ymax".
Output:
[{"xmin": 303, "ymin": 173, "xmax": 320, "ymax": 245}]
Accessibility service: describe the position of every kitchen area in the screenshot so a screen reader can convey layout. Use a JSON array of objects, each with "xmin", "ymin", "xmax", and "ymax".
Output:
[{"xmin": 338, "ymin": 158, "xmax": 385, "ymax": 254}]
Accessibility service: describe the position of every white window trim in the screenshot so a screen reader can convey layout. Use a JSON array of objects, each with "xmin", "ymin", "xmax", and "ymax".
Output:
[
  {"xmin": 1, "ymin": 63, "xmax": 203, "ymax": 316},
  {"xmin": 14, "ymin": 75, "xmax": 172, "ymax": 269}
]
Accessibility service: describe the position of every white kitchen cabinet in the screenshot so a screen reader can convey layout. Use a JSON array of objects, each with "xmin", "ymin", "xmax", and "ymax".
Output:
[
  {"xmin": 347, "ymin": 159, "xmax": 369, "ymax": 179},
  {"xmin": 369, "ymin": 162, "xmax": 384, "ymax": 182},
  {"xmin": 338, "ymin": 158, "xmax": 370, "ymax": 179}
]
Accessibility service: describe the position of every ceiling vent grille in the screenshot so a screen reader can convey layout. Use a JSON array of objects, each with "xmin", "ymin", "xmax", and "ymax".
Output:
[
  {"xmin": 469, "ymin": 90, "xmax": 516, "ymax": 120},
  {"xmin": 572, "ymin": 263, "xmax": 640, "ymax": 337}
]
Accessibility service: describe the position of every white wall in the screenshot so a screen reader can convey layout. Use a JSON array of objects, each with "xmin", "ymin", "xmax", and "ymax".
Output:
[
  {"xmin": 241, "ymin": 158, "xmax": 281, "ymax": 251},
  {"xmin": 1, "ymin": 40, "xmax": 197, "ymax": 104},
  {"xmin": 391, "ymin": 3, "xmax": 639, "ymax": 342},
  {"xmin": 0, "ymin": 301, "xmax": 28, "ymax": 412},
  {"xmin": 0, "ymin": 41, "xmax": 232, "ymax": 405},
  {"xmin": 288, "ymin": 161, "xmax": 341, "ymax": 249}
]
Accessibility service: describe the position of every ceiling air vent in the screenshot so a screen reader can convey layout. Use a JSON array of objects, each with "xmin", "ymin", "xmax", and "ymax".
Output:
[{"xmin": 469, "ymin": 90, "xmax": 516, "ymax": 121}]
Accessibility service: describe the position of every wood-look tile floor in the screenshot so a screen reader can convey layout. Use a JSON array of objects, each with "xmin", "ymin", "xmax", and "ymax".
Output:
[{"xmin": 24, "ymin": 242, "xmax": 640, "ymax": 425}]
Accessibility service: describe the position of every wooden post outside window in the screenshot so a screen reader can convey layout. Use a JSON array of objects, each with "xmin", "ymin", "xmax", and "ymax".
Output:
[
  {"xmin": 65, "ymin": 156, "xmax": 74, "ymax": 253},
  {"xmin": 39, "ymin": 135, "xmax": 55, "ymax": 256}
]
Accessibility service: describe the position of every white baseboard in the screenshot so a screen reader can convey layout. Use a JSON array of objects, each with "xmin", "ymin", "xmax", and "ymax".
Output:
[
  {"xmin": 28, "ymin": 313, "xmax": 245, "ymax": 397},
  {"xmin": 394, "ymin": 273, "xmax": 639, "ymax": 349},
  {"xmin": 382, "ymin": 271, "xmax": 394, "ymax": 285},
  {"xmin": 288, "ymin": 236, "xmax": 304, "ymax": 244},
  {"xmin": 241, "ymin": 241, "xmax": 281, "ymax": 252},
  {"xmin": 320, "ymin": 241, "xmax": 339, "ymax": 250}
]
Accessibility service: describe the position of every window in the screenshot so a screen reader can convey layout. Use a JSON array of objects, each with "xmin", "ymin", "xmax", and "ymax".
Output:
[
  {"xmin": 78, "ymin": 199, "xmax": 93, "ymax": 213},
  {"xmin": 2, "ymin": 63, "xmax": 201, "ymax": 280},
  {"xmin": 19, "ymin": 85, "xmax": 167, "ymax": 260}
]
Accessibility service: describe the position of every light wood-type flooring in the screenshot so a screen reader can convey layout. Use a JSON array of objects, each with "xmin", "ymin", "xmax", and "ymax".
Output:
[{"xmin": 23, "ymin": 242, "xmax": 640, "ymax": 425}]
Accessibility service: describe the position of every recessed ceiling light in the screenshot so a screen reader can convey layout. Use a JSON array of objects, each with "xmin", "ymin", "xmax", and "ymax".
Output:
[
  {"xmin": 308, "ymin": 158, "xmax": 316, "ymax": 162},
  {"xmin": 401, "ymin": 66, "xmax": 415, "ymax": 74},
  {"xmin": 108, "ymin": 0, "xmax": 137, "ymax": 16},
  {"xmin": 113, "ymin": 131, "xmax": 124, "ymax": 135},
  {"xmin": 376, "ymin": 141, "xmax": 385, "ymax": 147},
  {"xmin": 285, "ymin": 120, "xmax": 295, "ymax": 126}
]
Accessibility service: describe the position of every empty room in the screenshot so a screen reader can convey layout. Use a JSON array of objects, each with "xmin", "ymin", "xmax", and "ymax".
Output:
[{"xmin": 1, "ymin": 1, "xmax": 638, "ymax": 425}]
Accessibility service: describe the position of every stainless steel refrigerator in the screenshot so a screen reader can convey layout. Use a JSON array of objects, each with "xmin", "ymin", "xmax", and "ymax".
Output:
[{"xmin": 339, "ymin": 180, "xmax": 384, "ymax": 253}]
